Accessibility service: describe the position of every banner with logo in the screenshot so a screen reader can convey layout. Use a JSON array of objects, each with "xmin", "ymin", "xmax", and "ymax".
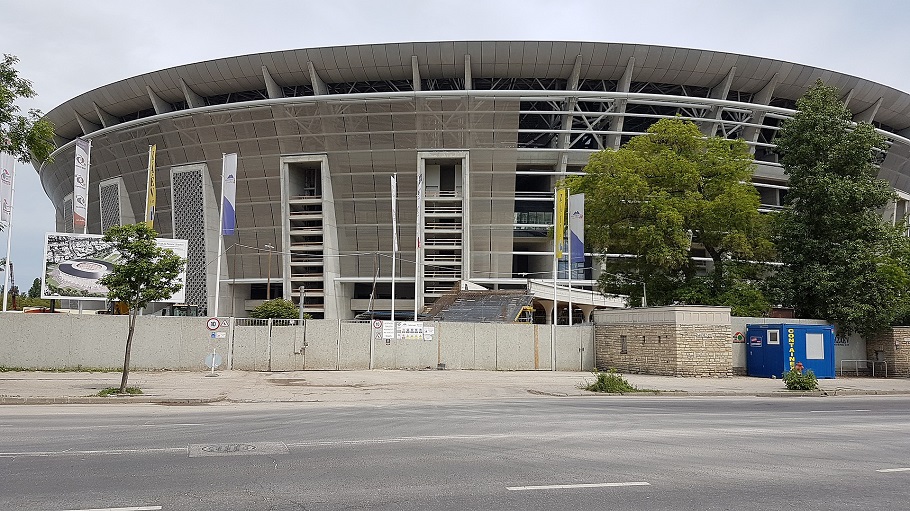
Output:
[
  {"xmin": 144, "ymin": 144, "xmax": 157, "ymax": 228},
  {"xmin": 221, "ymin": 153, "xmax": 237, "ymax": 236},
  {"xmin": 391, "ymin": 174, "xmax": 399, "ymax": 251},
  {"xmin": 555, "ymin": 188, "xmax": 567, "ymax": 259},
  {"xmin": 569, "ymin": 193, "xmax": 585, "ymax": 264},
  {"xmin": 73, "ymin": 138, "xmax": 91, "ymax": 232},
  {"xmin": 0, "ymin": 152, "xmax": 13, "ymax": 227}
]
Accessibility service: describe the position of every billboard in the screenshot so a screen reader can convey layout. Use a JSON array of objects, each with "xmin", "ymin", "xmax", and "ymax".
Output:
[{"xmin": 41, "ymin": 232, "xmax": 188, "ymax": 302}]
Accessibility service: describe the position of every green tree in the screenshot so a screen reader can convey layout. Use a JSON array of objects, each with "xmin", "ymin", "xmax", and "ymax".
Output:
[
  {"xmin": 570, "ymin": 118, "xmax": 773, "ymax": 312},
  {"xmin": 27, "ymin": 277, "xmax": 40, "ymax": 298},
  {"xmin": 1, "ymin": 54, "xmax": 55, "ymax": 164},
  {"xmin": 99, "ymin": 224, "xmax": 185, "ymax": 393},
  {"xmin": 249, "ymin": 298, "xmax": 306, "ymax": 320},
  {"xmin": 772, "ymin": 81, "xmax": 910, "ymax": 337}
]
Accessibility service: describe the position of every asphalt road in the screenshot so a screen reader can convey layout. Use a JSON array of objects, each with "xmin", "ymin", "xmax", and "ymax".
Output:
[{"xmin": 2, "ymin": 396, "xmax": 909, "ymax": 510}]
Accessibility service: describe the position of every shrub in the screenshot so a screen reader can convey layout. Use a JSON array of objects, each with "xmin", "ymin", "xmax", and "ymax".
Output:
[
  {"xmin": 585, "ymin": 368, "xmax": 638, "ymax": 393},
  {"xmin": 783, "ymin": 368, "xmax": 818, "ymax": 391},
  {"xmin": 250, "ymin": 299, "xmax": 300, "ymax": 319}
]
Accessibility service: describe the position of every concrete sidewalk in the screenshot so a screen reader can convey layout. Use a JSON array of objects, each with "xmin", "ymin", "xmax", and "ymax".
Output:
[{"xmin": 2, "ymin": 369, "xmax": 910, "ymax": 405}]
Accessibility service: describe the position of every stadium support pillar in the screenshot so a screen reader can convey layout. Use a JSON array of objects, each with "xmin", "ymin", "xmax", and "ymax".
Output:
[
  {"xmin": 147, "ymin": 86, "xmax": 174, "ymax": 114},
  {"xmin": 854, "ymin": 97, "xmax": 883, "ymax": 123},
  {"xmin": 700, "ymin": 67, "xmax": 736, "ymax": 137},
  {"xmin": 606, "ymin": 57, "xmax": 634, "ymax": 149},
  {"xmin": 263, "ymin": 66, "xmax": 285, "ymax": 99},
  {"xmin": 741, "ymin": 73, "xmax": 779, "ymax": 152},
  {"xmin": 180, "ymin": 79, "xmax": 205, "ymax": 109}
]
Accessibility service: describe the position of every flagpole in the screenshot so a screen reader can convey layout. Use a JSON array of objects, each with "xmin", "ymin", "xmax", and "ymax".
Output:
[
  {"xmin": 213, "ymin": 154, "xmax": 226, "ymax": 317},
  {"xmin": 568, "ymin": 209, "xmax": 573, "ymax": 327},
  {"xmin": 2, "ymin": 157, "xmax": 15, "ymax": 312},
  {"xmin": 551, "ymin": 186, "xmax": 558, "ymax": 371},
  {"xmin": 83, "ymin": 139, "xmax": 90, "ymax": 235},
  {"xmin": 391, "ymin": 173, "xmax": 397, "ymax": 330}
]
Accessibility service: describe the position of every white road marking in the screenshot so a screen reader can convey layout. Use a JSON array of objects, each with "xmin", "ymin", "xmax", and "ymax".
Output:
[
  {"xmin": 809, "ymin": 410, "xmax": 871, "ymax": 413},
  {"xmin": 60, "ymin": 506, "xmax": 162, "ymax": 511},
  {"xmin": 877, "ymin": 467, "xmax": 910, "ymax": 472},
  {"xmin": 0, "ymin": 447, "xmax": 185, "ymax": 458},
  {"xmin": 507, "ymin": 482, "xmax": 651, "ymax": 491}
]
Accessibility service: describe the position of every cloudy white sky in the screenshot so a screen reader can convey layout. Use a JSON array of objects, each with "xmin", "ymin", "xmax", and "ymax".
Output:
[{"xmin": 2, "ymin": 0, "xmax": 910, "ymax": 287}]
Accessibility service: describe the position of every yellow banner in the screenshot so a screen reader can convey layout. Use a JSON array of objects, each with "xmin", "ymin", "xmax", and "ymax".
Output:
[
  {"xmin": 555, "ymin": 188, "xmax": 567, "ymax": 259},
  {"xmin": 144, "ymin": 144, "xmax": 156, "ymax": 228}
]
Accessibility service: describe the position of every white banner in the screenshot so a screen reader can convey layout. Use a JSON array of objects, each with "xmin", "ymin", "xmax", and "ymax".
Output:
[
  {"xmin": 569, "ymin": 193, "xmax": 585, "ymax": 264},
  {"xmin": 416, "ymin": 172, "xmax": 424, "ymax": 250},
  {"xmin": 0, "ymin": 152, "xmax": 13, "ymax": 227},
  {"xmin": 391, "ymin": 174, "xmax": 398, "ymax": 251},
  {"xmin": 73, "ymin": 138, "xmax": 91, "ymax": 232},
  {"xmin": 221, "ymin": 153, "xmax": 238, "ymax": 236}
]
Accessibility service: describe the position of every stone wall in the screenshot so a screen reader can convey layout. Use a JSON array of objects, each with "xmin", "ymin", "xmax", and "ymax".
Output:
[
  {"xmin": 593, "ymin": 306, "xmax": 732, "ymax": 377},
  {"xmin": 867, "ymin": 327, "xmax": 910, "ymax": 377}
]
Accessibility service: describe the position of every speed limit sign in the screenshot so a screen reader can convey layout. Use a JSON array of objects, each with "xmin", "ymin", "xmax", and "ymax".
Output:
[{"xmin": 206, "ymin": 317, "xmax": 221, "ymax": 331}]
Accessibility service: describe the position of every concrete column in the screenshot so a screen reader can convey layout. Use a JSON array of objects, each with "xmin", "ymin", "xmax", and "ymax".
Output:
[
  {"xmin": 539, "ymin": 300, "xmax": 554, "ymax": 324},
  {"xmin": 578, "ymin": 304, "xmax": 596, "ymax": 323}
]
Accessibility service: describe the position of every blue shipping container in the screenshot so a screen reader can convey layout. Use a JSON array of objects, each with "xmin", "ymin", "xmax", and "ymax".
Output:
[{"xmin": 745, "ymin": 324, "xmax": 836, "ymax": 379}]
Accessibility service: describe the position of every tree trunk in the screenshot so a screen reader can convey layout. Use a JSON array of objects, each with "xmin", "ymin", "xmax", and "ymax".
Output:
[{"xmin": 119, "ymin": 308, "xmax": 138, "ymax": 393}]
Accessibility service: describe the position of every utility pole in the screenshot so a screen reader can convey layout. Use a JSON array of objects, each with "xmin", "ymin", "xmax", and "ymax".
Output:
[{"xmin": 265, "ymin": 244, "xmax": 275, "ymax": 300}]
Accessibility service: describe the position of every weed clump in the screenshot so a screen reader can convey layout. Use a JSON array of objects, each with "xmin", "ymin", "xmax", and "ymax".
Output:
[{"xmin": 585, "ymin": 369, "xmax": 638, "ymax": 393}]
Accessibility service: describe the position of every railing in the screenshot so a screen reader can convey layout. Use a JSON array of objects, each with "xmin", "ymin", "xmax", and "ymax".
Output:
[
  {"xmin": 234, "ymin": 318, "xmax": 307, "ymax": 327},
  {"xmin": 839, "ymin": 359, "xmax": 888, "ymax": 377}
]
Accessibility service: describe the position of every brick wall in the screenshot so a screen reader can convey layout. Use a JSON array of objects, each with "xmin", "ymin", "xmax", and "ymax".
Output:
[
  {"xmin": 593, "ymin": 306, "xmax": 732, "ymax": 377},
  {"xmin": 595, "ymin": 324, "xmax": 678, "ymax": 375},
  {"xmin": 867, "ymin": 327, "xmax": 910, "ymax": 377}
]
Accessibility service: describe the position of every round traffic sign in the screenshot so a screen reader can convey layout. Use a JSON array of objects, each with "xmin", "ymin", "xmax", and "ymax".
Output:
[
  {"xmin": 205, "ymin": 353, "xmax": 223, "ymax": 369},
  {"xmin": 373, "ymin": 320, "xmax": 382, "ymax": 329},
  {"xmin": 206, "ymin": 317, "xmax": 220, "ymax": 331}
]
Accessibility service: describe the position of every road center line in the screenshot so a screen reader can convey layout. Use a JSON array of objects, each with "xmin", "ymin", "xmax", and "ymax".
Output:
[
  {"xmin": 507, "ymin": 482, "xmax": 651, "ymax": 491},
  {"xmin": 60, "ymin": 506, "xmax": 162, "ymax": 511},
  {"xmin": 877, "ymin": 467, "xmax": 910, "ymax": 472}
]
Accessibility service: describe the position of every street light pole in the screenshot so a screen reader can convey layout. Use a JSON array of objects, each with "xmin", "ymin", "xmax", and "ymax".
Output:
[{"xmin": 264, "ymin": 244, "xmax": 275, "ymax": 300}]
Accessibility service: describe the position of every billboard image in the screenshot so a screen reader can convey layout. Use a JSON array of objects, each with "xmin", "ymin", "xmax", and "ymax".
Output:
[{"xmin": 41, "ymin": 232, "xmax": 188, "ymax": 302}]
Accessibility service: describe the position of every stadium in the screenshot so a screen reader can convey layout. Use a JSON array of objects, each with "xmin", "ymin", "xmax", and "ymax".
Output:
[{"xmin": 37, "ymin": 41, "xmax": 910, "ymax": 320}]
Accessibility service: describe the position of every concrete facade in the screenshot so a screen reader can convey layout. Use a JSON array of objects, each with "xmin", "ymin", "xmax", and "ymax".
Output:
[
  {"xmin": 593, "ymin": 306, "xmax": 733, "ymax": 377},
  {"xmin": 36, "ymin": 41, "xmax": 910, "ymax": 321}
]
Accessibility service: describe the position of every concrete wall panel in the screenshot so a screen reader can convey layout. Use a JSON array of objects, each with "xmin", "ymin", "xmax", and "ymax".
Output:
[
  {"xmin": 437, "ymin": 322, "xmax": 474, "ymax": 369},
  {"xmin": 473, "ymin": 323, "xmax": 497, "ymax": 370},
  {"xmin": 340, "ymin": 322, "xmax": 370, "ymax": 370},
  {"xmin": 304, "ymin": 320, "xmax": 341, "ymax": 370}
]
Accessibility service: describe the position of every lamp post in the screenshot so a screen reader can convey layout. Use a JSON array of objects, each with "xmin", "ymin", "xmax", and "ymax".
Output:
[{"xmin": 264, "ymin": 243, "xmax": 275, "ymax": 300}]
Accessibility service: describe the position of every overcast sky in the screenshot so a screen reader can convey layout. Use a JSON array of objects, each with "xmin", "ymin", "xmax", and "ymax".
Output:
[{"xmin": 3, "ymin": 0, "xmax": 910, "ymax": 288}]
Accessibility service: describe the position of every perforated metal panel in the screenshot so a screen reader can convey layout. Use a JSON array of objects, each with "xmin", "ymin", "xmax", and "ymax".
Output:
[
  {"xmin": 171, "ymin": 169, "xmax": 207, "ymax": 313},
  {"xmin": 62, "ymin": 197, "xmax": 74, "ymax": 233},
  {"xmin": 99, "ymin": 181, "xmax": 121, "ymax": 232}
]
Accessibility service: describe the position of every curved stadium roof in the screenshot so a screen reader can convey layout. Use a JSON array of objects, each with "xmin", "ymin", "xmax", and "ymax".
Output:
[{"xmin": 44, "ymin": 41, "xmax": 910, "ymax": 144}]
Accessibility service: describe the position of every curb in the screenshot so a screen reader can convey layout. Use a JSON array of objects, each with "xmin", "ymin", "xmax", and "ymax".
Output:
[{"xmin": 0, "ymin": 395, "xmax": 227, "ymax": 405}]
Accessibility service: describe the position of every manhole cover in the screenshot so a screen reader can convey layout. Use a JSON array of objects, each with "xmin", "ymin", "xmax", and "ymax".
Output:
[
  {"xmin": 201, "ymin": 443, "xmax": 257, "ymax": 453},
  {"xmin": 189, "ymin": 442, "xmax": 289, "ymax": 457}
]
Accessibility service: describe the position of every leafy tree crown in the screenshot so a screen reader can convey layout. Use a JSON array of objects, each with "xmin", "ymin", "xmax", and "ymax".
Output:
[{"xmin": 98, "ymin": 224, "xmax": 185, "ymax": 311}]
